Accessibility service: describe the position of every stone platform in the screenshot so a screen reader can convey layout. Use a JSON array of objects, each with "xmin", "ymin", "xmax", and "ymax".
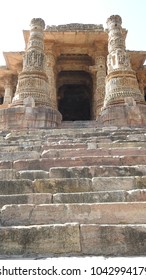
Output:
[
  {"xmin": 0, "ymin": 106, "xmax": 62, "ymax": 130},
  {"xmin": 0, "ymin": 123, "xmax": 146, "ymax": 257}
]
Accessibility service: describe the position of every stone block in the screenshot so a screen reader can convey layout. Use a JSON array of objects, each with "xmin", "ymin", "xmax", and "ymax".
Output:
[
  {"xmin": 120, "ymin": 155, "xmax": 146, "ymax": 166},
  {"xmin": 0, "ymin": 193, "xmax": 52, "ymax": 208},
  {"xmin": 13, "ymin": 159, "xmax": 41, "ymax": 171},
  {"xmin": 49, "ymin": 165, "xmax": 146, "ymax": 179},
  {"xmin": 0, "ymin": 180, "xmax": 33, "ymax": 195},
  {"xmin": 80, "ymin": 224, "xmax": 146, "ymax": 256},
  {"xmin": 33, "ymin": 178, "xmax": 92, "ymax": 193},
  {"xmin": 0, "ymin": 223, "xmax": 80, "ymax": 255},
  {"xmin": 92, "ymin": 177, "xmax": 135, "ymax": 191},
  {"xmin": 0, "ymin": 161, "xmax": 12, "ymax": 169},
  {"xmin": 18, "ymin": 170, "xmax": 49, "ymax": 180},
  {"xmin": 0, "ymin": 151, "xmax": 40, "ymax": 161},
  {"xmin": 135, "ymin": 176, "xmax": 146, "ymax": 189},
  {"xmin": 0, "ymin": 169, "xmax": 16, "ymax": 180},
  {"xmin": 126, "ymin": 189, "xmax": 146, "ymax": 202},
  {"xmin": 53, "ymin": 191, "xmax": 125, "ymax": 204}
]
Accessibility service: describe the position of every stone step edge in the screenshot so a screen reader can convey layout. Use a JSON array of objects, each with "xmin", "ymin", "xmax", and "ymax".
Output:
[
  {"xmin": 1, "ymin": 201, "xmax": 146, "ymax": 226},
  {"xmin": 0, "ymin": 176, "xmax": 146, "ymax": 195},
  {"xmin": 0, "ymin": 188, "xmax": 145, "ymax": 208}
]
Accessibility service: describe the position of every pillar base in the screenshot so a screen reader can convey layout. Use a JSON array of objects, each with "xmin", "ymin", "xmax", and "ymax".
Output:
[
  {"xmin": 97, "ymin": 101, "xmax": 146, "ymax": 127},
  {"xmin": 0, "ymin": 106, "xmax": 62, "ymax": 130}
]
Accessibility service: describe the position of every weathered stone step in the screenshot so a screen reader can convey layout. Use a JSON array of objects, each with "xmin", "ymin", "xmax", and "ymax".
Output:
[
  {"xmin": 1, "ymin": 202, "xmax": 146, "ymax": 226},
  {"xmin": 13, "ymin": 155, "xmax": 146, "ymax": 171},
  {"xmin": 0, "ymin": 189, "xmax": 145, "ymax": 208},
  {"xmin": 43, "ymin": 141, "xmax": 146, "ymax": 150},
  {"xmin": 50, "ymin": 165, "xmax": 146, "ymax": 178},
  {"xmin": 0, "ymin": 151, "xmax": 40, "ymax": 161},
  {"xmin": 42, "ymin": 142, "xmax": 87, "ymax": 150},
  {"xmin": 1, "ymin": 176, "xmax": 145, "ymax": 195},
  {"xmin": 80, "ymin": 224, "xmax": 146, "ymax": 256},
  {"xmin": 0, "ymin": 145, "xmax": 41, "ymax": 153},
  {"xmin": 0, "ymin": 223, "xmax": 145, "ymax": 256},
  {"xmin": 0, "ymin": 193, "xmax": 52, "ymax": 208},
  {"xmin": 17, "ymin": 170, "xmax": 49, "ymax": 180},
  {"xmin": 98, "ymin": 141, "xmax": 146, "ymax": 149},
  {"xmin": 41, "ymin": 147, "xmax": 146, "ymax": 158},
  {"xmin": 0, "ymin": 178, "xmax": 91, "ymax": 194},
  {"xmin": 0, "ymin": 223, "xmax": 80, "ymax": 256},
  {"xmin": 5, "ymin": 189, "xmax": 146, "ymax": 207},
  {"xmin": 33, "ymin": 178, "xmax": 92, "ymax": 193},
  {"xmin": 0, "ymin": 180, "xmax": 33, "ymax": 195},
  {"xmin": 3, "ymin": 127, "xmax": 146, "ymax": 138},
  {"xmin": 0, "ymin": 169, "xmax": 16, "ymax": 180},
  {"xmin": 33, "ymin": 176, "xmax": 146, "ymax": 193},
  {"xmin": 53, "ymin": 189, "xmax": 146, "ymax": 204},
  {"xmin": 60, "ymin": 120, "xmax": 97, "ymax": 128}
]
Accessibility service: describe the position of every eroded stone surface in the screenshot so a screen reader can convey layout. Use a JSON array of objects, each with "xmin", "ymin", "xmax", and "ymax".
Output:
[
  {"xmin": 2, "ymin": 202, "xmax": 146, "ymax": 226},
  {"xmin": 80, "ymin": 224, "xmax": 146, "ymax": 256},
  {"xmin": 0, "ymin": 224, "xmax": 80, "ymax": 255}
]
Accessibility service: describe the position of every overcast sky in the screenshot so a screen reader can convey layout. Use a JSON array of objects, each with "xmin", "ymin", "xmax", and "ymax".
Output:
[{"xmin": 0, "ymin": 0, "xmax": 145, "ymax": 65}]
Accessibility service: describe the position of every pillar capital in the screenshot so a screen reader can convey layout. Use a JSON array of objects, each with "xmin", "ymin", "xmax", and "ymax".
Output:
[{"xmin": 30, "ymin": 18, "xmax": 45, "ymax": 30}]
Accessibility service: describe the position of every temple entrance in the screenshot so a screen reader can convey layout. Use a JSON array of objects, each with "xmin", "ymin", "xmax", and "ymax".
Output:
[{"xmin": 57, "ymin": 71, "xmax": 93, "ymax": 121}]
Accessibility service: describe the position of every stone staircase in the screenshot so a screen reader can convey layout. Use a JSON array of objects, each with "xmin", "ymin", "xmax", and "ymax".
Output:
[{"xmin": 0, "ymin": 124, "xmax": 146, "ymax": 257}]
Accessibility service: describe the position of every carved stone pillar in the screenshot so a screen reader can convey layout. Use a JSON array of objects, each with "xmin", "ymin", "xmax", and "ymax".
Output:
[
  {"xmin": 136, "ymin": 70, "xmax": 145, "ymax": 98},
  {"xmin": 104, "ymin": 15, "xmax": 143, "ymax": 108},
  {"xmin": 89, "ymin": 56, "xmax": 106, "ymax": 119},
  {"xmin": 0, "ymin": 18, "xmax": 62, "ymax": 130},
  {"xmin": 46, "ymin": 51, "xmax": 57, "ymax": 109},
  {"xmin": 94, "ymin": 56, "xmax": 106, "ymax": 117},
  {"xmin": 98, "ymin": 15, "xmax": 146, "ymax": 126},
  {"xmin": 12, "ymin": 18, "xmax": 51, "ymax": 107},
  {"xmin": 3, "ymin": 75, "xmax": 14, "ymax": 104}
]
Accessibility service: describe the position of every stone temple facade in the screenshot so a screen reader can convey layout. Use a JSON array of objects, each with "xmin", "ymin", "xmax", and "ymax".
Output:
[{"xmin": 0, "ymin": 15, "xmax": 146, "ymax": 129}]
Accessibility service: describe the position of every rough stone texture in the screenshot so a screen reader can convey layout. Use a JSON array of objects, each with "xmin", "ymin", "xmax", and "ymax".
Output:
[
  {"xmin": 49, "ymin": 165, "xmax": 146, "ymax": 178},
  {"xmin": 0, "ymin": 107, "xmax": 61, "ymax": 130},
  {"xmin": 92, "ymin": 177, "xmax": 135, "ymax": 191},
  {"xmin": 13, "ymin": 154, "xmax": 146, "ymax": 172},
  {"xmin": 33, "ymin": 178, "xmax": 92, "ymax": 193},
  {"xmin": 18, "ymin": 170, "xmax": 49, "ymax": 180},
  {"xmin": 0, "ymin": 223, "xmax": 81, "ymax": 255},
  {"xmin": 0, "ymin": 180, "xmax": 33, "ymax": 195},
  {"xmin": 0, "ymin": 193, "xmax": 52, "ymax": 208},
  {"xmin": 53, "ymin": 191, "xmax": 125, "ymax": 204},
  {"xmin": 2, "ymin": 202, "xmax": 146, "ymax": 226},
  {"xmin": 80, "ymin": 224, "xmax": 146, "ymax": 256},
  {"xmin": 0, "ymin": 169, "xmax": 16, "ymax": 180}
]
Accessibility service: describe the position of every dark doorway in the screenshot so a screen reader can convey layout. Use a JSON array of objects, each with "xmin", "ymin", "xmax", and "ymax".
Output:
[
  {"xmin": 0, "ymin": 96, "xmax": 3, "ymax": 104},
  {"xmin": 57, "ymin": 70, "xmax": 93, "ymax": 121},
  {"xmin": 144, "ymin": 87, "xmax": 146, "ymax": 101},
  {"xmin": 58, "ymin": 84, "xmax": 91, "ymax": 121}
]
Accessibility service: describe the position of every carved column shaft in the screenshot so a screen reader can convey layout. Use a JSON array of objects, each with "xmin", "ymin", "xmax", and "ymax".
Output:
[
  {"xmin": 104, "ymin": 15, "xmax": 143, "ymax": 108},
  {"xmin": 12, "ymin": 18, "xmax": 51, "ymax": 107},
  {"xmin": 3, "ymin": 76, "xmax": 14, "ymax": 104},
  {"xmin": 46, "ymin": 51, "xmax": 57, "ymax": 109},
  {"xmin": 94, "ymin": 56, "xmax": 106, "ymax": 117},
  {"xmin": 90, "ymin": 56, "xmax": 106, "ymax": 119}
]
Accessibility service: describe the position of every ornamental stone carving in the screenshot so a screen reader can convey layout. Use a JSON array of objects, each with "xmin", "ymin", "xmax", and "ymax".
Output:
[
  {"xmin": 93, "ymin": 56, "xmax": 106, "ymax": 117},
  {"xmin": 12, "ymin": 18, "xmax": 51, "ymax": 107},
  {"xmin": 3, "ymin": 75, "xmax": 14, "ymax": 104},
  {"xmin": 103, "ymin": 15, "xmax": 143, "ymax": 108}
]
